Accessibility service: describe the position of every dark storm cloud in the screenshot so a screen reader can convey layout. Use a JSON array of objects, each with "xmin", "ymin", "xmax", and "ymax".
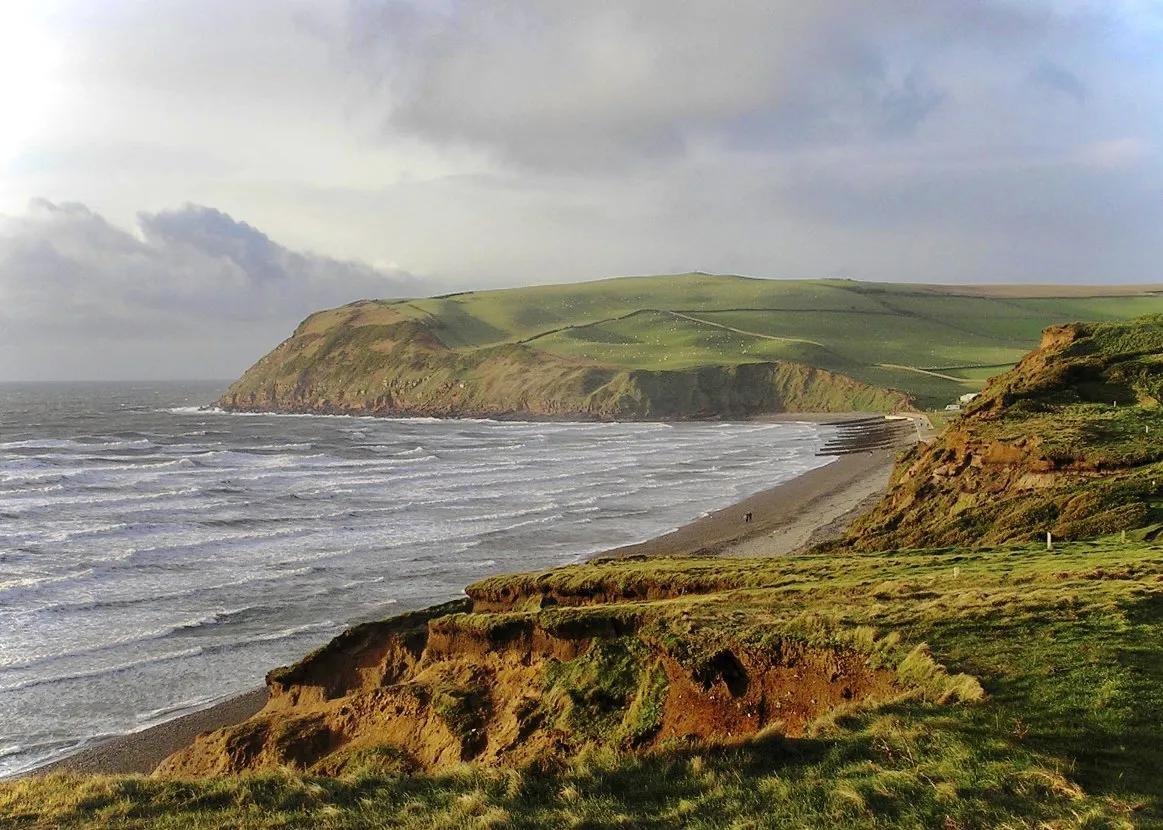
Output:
[
  {"xmin": 1030, "ymin": 61, "xmax": 1089, "ymax": 103},
  {"xmin": 338, "ymin": 0, "xmax": 1104, "ymax": 170},
  {"xmin": 310, "ymin": 0, "xmax": 1163, "ymax": 287},
  {"xmin": 0, "ymin": 200, "xmax": 423, "ymax": 379}
]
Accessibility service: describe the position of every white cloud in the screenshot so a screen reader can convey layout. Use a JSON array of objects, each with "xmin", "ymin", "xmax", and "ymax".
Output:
[
  {"xmin": 0, "ymin": 200, "xmax": 423, "ymax": 380},
  {"xmin": 339, "ymin": 0, "xmax": 1117, "ymax": 170},
  {"xmin": 1074, "ymin": 137, "xmax": 1154, "ymax": 169}
]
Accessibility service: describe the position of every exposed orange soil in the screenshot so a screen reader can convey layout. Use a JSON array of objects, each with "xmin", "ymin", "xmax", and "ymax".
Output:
[{"xmin": 155, "ymin": 607, "xmax": 899, "ymax": 778}]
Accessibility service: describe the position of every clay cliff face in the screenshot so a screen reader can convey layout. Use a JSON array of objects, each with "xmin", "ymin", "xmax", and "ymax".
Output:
[
  {"xmin": 155, "ymin": 568, "xmax": 982, "ymax": 779},
  {"xmin": 216, "ymin": 301, "xmax": 911, "ymax": 419},
  {"xmin": 838, "ymin": 317, "xmax": 1163, "ymax": 551}
]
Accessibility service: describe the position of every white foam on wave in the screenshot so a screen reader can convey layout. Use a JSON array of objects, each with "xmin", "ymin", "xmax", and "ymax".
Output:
[
  {"xmin": 0, "ymin": 608, "xmax": 228, "ymax": 672},
  {"xmin": 11, "ymin": 566, "xmax": 323, "ymax": 620},
  {"xmin": 247, "ymin": 619, "xmax": 337, "ymax": 644},
  {"xmin": 134, "ymin": 694, "xmax": 224, "ymax": 724},
  {"xmin": 0, "ymin": 646, "xmax": 208, "ymax": 694},
  {"xmin": 0, "ymin": 438, "xmax": 88, "ymax": 451},
  {"xmin": 0, "ymin": 606, "xmax": 339, "ymax": 687},
  {"xmin": 0, "ymin": 570, "xmax": 91, "ymax": 597},
  {"xmin": 1, "ymin": 437, "xmax": 156, "ymax": 452},
  {"xmin": 7, "ymin": 486, "xmax": 206, "ymax": 512}
]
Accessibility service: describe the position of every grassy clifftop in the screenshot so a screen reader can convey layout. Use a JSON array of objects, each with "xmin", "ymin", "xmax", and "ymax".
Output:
[
  {"xmin": 8, "ymin": 540, "xmax": 1163, "ymax": 827},
  {"xmin": 218, "ymin": 274, "xmax": 1163, "ymax": 417},
  {"xmin": 839, "ymin": 315, "xmax": 1163, "ymax": 551}
]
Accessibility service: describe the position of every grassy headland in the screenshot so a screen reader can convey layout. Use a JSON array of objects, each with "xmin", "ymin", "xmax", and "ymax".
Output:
[{"xmin": 216, "ymin": 274, "xmax": 1163, "ymax": 417}]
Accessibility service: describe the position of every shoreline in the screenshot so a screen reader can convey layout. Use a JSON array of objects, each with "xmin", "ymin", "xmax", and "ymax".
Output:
[
  {"xmin": 18, "ymin": 413, "xmax": 912, "ymax": 779},
  {"xmin": 593, "ymin": 448, "xmax": 897, "ymax": 560},
  {"xmin": 28, "ymin": 690, "xmax": 268, "ymax": 778}
]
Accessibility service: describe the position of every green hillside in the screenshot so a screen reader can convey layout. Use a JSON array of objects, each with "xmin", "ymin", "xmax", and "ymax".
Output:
[
  {"xmin": 220, "ymin": 274, "xmax": 1163, "ymax": 417},
  {"xmin": 840, "ymin": 315, "xmax": 1163, "ymax": 551}
]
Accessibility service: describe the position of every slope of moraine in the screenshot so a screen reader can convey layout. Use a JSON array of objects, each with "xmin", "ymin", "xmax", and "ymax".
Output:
[{"xmin": 216, "ymin": 273, "xmax": 1163, "ymax": 417}]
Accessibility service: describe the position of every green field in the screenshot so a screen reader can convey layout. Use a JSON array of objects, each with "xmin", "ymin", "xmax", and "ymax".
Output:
[{"xmin": 384, "ymin": 275, "xmax": 1163, "ymax": 408}]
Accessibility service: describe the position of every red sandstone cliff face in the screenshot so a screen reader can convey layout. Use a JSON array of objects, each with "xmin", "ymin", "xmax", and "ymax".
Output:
[{"xmin": 836, "ymin": 319, "xmax": 1163, "ymax": 551}]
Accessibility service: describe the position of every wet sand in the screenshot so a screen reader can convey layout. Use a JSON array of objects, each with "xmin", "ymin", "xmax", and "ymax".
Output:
[{"xmin": 20, "ymin": 414, "xmax": 918, "ymax": 779}]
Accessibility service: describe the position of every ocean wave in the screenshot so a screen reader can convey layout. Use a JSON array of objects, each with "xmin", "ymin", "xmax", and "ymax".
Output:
[
  {"xmin": 134, "ymin": 695, "xmax": 225, "ymax": 725},
  {"xmin": 0, "ymin": 737, "xmax": 84, "ymax": 764},
  {"xmin": 196, "ymin": 408, "xmax": 391, "ymax": 423},
  {"xmin": 452, "ymin": 503, "xmax": 560, "ymax": 525},
  {"xmin": 10, "ymin": 566, "xmax": 325, "ymax": 621},
  {"xmin": 173, "ymin": 605, "xmax": 264, "ymax": 633},
  {"xmin": 0, "ymin": 600, "xmax": 337, "ymax": 682},
  {"xmin": 245, "ymin": 620, "xmax": 338, "ymax": 645},
  {"xmin": 470, "ymin": 511, "xmax": 569, "ymax": 539},
  {"xmin": 0, "ymin": 646, "xmax": 208, "ymax": 693},
  {"xmin": 0, "ymin": 438, "xmax": 150, "ymax": 451},
  {"xmin": 5, "ymin": 486, "xmax": 206, "ymax": 512},
  {"xmin": 94, "ymin": 528, "xmax": 323, "ymax": 570},
  {"xmin": 0, "ymin": 570, "xmax": 93, "ymax": 598}
]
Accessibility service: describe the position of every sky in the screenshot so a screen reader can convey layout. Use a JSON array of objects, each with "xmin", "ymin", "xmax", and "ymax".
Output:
[{"xmin": 2, "ymin": 0, "xmax": 1162, "ymax": 380}]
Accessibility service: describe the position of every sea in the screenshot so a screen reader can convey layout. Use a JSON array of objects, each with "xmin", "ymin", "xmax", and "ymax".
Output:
[{"xmin": 0, "ymin": 381, "xmax": 838, "ymax": 777}]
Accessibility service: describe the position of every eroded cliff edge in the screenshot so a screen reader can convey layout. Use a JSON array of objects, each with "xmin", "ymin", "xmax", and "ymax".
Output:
[
  {"xmin": 156, "ymin": 569, "xmax": 980, "ymax": 778},
  {"xmin": 215, "ymin": 301, "xmax": 911, "ymax": 419},
  {"xmin": 834, "ymin": 316, "xmax": 1163, "ymax": 551}
]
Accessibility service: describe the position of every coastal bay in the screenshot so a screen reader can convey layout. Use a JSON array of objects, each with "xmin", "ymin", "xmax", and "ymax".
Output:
[{"xmin": 25, "ymin": 413, "xmax": 910, "ymax": 777}]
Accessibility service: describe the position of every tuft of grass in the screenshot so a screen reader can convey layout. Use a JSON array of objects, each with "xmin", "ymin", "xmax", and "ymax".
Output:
[
  {"xmin": 895, "ymin": 644, "xmax": 986, "ymax": 704},
  {"xmin": 618, "ymin": 660, "xmax": 670, "ymax": 747}
]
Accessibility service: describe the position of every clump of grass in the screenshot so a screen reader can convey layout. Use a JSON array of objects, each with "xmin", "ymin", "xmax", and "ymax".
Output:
[
  {"xmin": 432, "ymin": 685, "xmax": 488, "ymax": 749},
  {"xmin": 540, "ymin": 637, "xmax": 652, "ymax": 740},
  {"xmin": 618, "ymin": 660, "xmax": 670, "ymax": 747},
  {"xmin": 896, "ymin": 644, "xmax": 986, "ymax": 704}
]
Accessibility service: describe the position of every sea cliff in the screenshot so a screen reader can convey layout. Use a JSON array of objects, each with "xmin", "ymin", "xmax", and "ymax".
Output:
[
  {"xmin": 835, "ymin": 316, "xmax": 1163, "ymax": 550},
  {"xmin": 216, "ymin": 301, "xmax": 911, "ymax": 419}
]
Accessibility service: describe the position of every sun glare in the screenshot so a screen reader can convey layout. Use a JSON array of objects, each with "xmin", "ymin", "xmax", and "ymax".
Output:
[{"xmin": 0, "ymin": 4, "xmax": 64, "ymax": 167}]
